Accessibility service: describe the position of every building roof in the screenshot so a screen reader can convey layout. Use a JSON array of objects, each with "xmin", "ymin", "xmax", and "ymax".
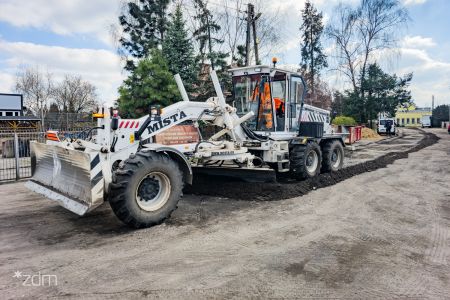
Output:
[
  {"xmin": 396, "ymin": 110, "xmax": 432, "ymax": 114},
  {"xmin": 0, "ymin": 116, "xmax": 41, "ymax": 121}
]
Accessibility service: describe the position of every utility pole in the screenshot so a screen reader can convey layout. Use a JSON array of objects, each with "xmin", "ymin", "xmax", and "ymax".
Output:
[
  {"xmin": 245, "ymin": 3, "xmax": 261, "ymax": 66},
  {"xmin": 252, "ymin": 8, "xmax": 261, "ymax": 65},
  {"xmin": 245, "ymin": 3, "xmax": 252, "ymax": 66},
  {"xmin": 206, "ymin": 14, "xmax": 214, "ymax": 70}
]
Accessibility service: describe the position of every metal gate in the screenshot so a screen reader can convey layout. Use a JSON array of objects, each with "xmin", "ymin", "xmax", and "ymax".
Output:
[{"xmin": 0, "ymin": 132, "xmax": 45, "ymax": 182}]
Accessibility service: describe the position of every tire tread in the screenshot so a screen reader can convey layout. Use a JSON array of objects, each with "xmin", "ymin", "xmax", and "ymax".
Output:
[{"xmin": 109, "ymin": 151, "xmax": 183, "ymax": 228}]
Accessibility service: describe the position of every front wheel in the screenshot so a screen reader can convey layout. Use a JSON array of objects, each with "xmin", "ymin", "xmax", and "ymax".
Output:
[{"xmin": 109, "ymin": 151, "xmax": 183, "ymax": 228}]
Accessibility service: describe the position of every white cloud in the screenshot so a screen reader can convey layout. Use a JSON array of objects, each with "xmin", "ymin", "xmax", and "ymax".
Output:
[
  {"xmin": 0, "ymin": 0, "xmax": 122, "ymax": 46},
  {"xmin": 399, "ymin": 48, "xmax": 450, "ymax": 71},
  {"xmin": 267, "ymin": 0, "xmax": 359, "ymax": 13},
  {"xmin": 403, "ymin": 0, "xmax": 427, "ymax": 6},
  {"xmin": 0, "ymin": 40, "xmax": 125, "ymax": 104},
  {"xmin": 275, "ymin": 38, "xmax": 299, "ymax": 54},
  {"xmin": 0, "ymin": 72, "xmax": 15, "ymax": 92},
  {"xmin": 395, "ymin": 47, "xmax": 450, "ymax": 107},
  {"xmin": 402, "ymin": 35, "xmax": 436, "ymax": 48}
]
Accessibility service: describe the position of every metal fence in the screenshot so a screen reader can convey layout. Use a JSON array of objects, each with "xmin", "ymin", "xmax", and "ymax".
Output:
[
  {"xmin": 0, "ymin": 132, "xmax": 46, "ymax": 182},
  {"xmin": 0, "ymin": 130, "xmax": 94, "ymax": 182},
  {"xmin": 44, "ymin": 112, "xmax": 96, "ymax": 131}
]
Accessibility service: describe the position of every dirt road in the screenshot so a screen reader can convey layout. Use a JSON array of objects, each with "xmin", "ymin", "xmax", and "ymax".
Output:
[{"xmin": 0, "ymin": 129, "xmax": 449, "ymax": 299}]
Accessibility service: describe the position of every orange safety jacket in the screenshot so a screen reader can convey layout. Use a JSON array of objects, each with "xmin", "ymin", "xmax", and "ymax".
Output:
[
  {"xmin": 257, "ymin": 82, "xmax": 273, "ymax": 129},
  {"xmin": 274, "ymin": 97, "xmax": 285, "ymax": 114}
]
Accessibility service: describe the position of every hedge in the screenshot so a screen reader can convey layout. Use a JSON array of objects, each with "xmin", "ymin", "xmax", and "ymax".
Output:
[{"xmin": 332, "ymin": 116, "xmax": 357, "ymax": 126}]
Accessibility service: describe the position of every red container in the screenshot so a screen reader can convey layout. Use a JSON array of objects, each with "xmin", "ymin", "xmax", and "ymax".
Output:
[
  {"xmin": 355, "ymin": 126, "xmax": 362, "ymax": 141},
  {"xmin": 345, "ymin": 126, "xmax": 356, "ymax": 144}
]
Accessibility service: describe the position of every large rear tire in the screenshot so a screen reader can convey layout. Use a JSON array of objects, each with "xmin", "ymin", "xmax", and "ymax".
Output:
[
  {"xmin": 109, "ymin": 151, "xmax": 183, "ymax": 228},
  {"xmin": 321, "ymin": 140, "xmax": 344, "ymax": 173},
  {"xmin": 289, "ymin": 142, "xmax": 322, "ymax": 180}
]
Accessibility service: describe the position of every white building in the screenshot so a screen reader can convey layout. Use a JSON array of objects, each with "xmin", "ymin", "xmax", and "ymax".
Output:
[{"xmin": 0, "ymin": 93, "xmax": 23, "ymax": 117}]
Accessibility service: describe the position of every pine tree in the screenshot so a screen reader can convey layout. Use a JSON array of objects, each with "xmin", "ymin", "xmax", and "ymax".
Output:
[
  {"xmin": 192, "ymin": 0, "xmax": 222, "ymax": 66},
  {"xmin": 192, "ymin": 0, "xmax": 229, "ymax": 101},
  {"xmin": 341, "ymin": 63, "xmax": 413, "ymax": 123},
  {"xmin": 118, "ymin": 49, "xmax": 181, "ymax": 118},
  {"xmin": 162, "ymin": 5, "xmax": 197, "ymax": 93},
  {"xmin": 300, "ymin": 0, "xmax": 327, "ymax": 96},
  {"xmin": 235, "ymin": 45, "xmax": 247, "ymax": 67},
  {"xmin": 119, "ymin": 0, "xmax": 171, "ymax": 70}
]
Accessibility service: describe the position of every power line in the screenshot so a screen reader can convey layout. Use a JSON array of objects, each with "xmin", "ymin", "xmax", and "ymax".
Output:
[{"xmin": 208, "ymin": 1, "xmax": 246, "ymax": 13}]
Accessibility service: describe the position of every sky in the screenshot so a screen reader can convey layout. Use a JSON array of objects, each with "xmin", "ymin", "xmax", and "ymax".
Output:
[{"xmin": 0, "ymin": 0, "xmax": 449, "ymax": 108}]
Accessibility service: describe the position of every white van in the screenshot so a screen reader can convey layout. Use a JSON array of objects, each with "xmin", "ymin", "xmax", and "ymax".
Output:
[
  {"xmin": 421, "ymin": 115, "xmax": 431, "ymax": 128},
  {"xmin": 377, "ymin": 118, "xmax": 396, "ymax": 135}
]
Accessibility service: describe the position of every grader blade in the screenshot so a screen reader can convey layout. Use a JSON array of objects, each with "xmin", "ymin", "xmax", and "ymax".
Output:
[
  {"xmin": 25, "ymin": 141, "xmax": 105, "ymax": 215},
  {"xmin": 192, "ymin": 166, "xmax": 277, "ymax": 183}
]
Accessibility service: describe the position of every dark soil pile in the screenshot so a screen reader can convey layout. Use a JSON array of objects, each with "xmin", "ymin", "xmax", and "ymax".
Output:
[{"xmin": 184, "ymin": 131, "xmax": 439, "ymax": 201}]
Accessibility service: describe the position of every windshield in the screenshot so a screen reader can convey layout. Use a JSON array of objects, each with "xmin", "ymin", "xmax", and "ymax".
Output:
[
  {"xmin": 232, "ymin": 74, "xmax": 286, "ymax": 131},
  {"xmin": 233, "ymin": 74, "xmax": 261, "ymax": 116}
]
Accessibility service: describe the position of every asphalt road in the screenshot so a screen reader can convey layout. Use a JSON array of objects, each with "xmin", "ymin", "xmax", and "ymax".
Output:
[{"xmin": 0, "ymin": 128, "xmax": 449, "ymax": 299}]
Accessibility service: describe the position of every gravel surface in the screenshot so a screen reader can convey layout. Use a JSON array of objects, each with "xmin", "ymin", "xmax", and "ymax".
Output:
[{"xmin": 0, "ymin": 128, "xmax": 449, "ymax": 299}]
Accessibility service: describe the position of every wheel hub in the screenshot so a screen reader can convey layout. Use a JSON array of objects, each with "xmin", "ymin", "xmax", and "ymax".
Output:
[
  {"xmin": 138, "ymin": 176, "xmax": 160, "ymax": 201},
  {"xmin": 331, "ymin": 151, "xmax": 338, "ymax": 162},
  {"xmin": 135, "ymin": 172, "xmax": 171, "ymax": 212},
  {"xmin": 331, "ymin": 149, "xmax": 341, "ymax": 169},
  {"xmin": 305, "ymin": 150, "xmax": 318, "ymax": 174}
]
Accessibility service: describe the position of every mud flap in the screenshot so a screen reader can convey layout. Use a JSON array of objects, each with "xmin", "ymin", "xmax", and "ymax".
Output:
[{"xmin": 25, "ymin": 141, "xmax": 105, "ymax": 215}]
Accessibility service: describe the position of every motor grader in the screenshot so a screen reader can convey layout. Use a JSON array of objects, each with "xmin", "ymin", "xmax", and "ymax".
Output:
[{"xmin": 26, "ymin": 65, "xmax": 346, "ymax": 228}]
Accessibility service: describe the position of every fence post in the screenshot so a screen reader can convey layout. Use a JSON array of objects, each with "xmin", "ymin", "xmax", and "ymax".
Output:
[{"xmin": 14, "ymin": 132, "xmax": 20, "ymax": 180}]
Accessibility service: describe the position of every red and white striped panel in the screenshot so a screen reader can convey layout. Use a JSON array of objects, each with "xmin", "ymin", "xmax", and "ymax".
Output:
[{"xmin": 119, "ymin": 120, "xmax": 140, "ymax": 129}]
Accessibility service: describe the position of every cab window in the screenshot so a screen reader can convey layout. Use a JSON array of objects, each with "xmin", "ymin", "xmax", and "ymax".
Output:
[
  {"xmin": 233, "ymin": 74, "xmax": 261, "ymax": 130},
  {"xmin": 289, "ymin": 76, "xmax": 305, "ymax": 132},
  {"xmin": 271, "ymin": 74, "xmax": 286, "ymax": 131}
]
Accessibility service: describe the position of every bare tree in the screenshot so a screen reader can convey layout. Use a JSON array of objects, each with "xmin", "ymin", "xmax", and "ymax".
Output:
[
  {"xmin": 213, "ymin": 0, "xmax": 282, "ymax": 65},
  {"xmin": 326, "ymin": 0, "xmax": 409, "ymax": 93},
  {"xmin": 357, "ymin": 0, "xmax": 408, "ymax": 93},
  {"xmin": 53, "ymin": 75, "xmax": 98, "ymax": 113},
  {"xmin": 15, "ymin": 66, "xmax": 53, "ymax": 124},
  {"xmin": 219, "ymin": 0, "xmax": 246, "ymax": 64},
  {"xmin": 313, "ymin": 79, "xmax": 333, "ymax": 110},
  {"xmin": 253, "ymin": 2, "xmax": 282, "ymax": 63},
  {"xmin": 326, "ymin": 4, "xmax": 359, "ymax": 91},
  {"xmin": 298, "ymin": 68, "xmax": 332, "ymax": 109}
]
